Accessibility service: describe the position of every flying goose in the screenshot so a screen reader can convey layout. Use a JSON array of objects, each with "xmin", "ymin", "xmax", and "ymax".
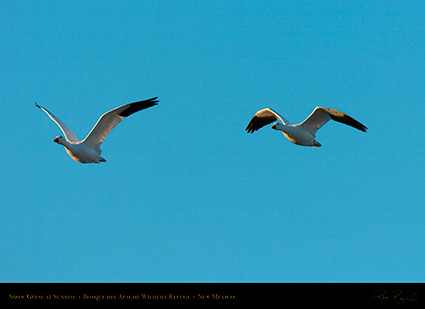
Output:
[
  {"xmin": 36, "ymin": 97, "xmax": 158, "ymax": 163},
  {"xmin": 246, "ymin": 107, "xmax": 367, "ymax": 147}
]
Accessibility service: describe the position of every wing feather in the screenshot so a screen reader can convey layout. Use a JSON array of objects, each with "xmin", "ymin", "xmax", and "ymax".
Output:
[
  {"xmin": 245, "ymin": 108, "xmax": 288, "ymax": 133},
  {"xmin": 35, "ymin": 103, "xmax": 79, "ymax": 142},
  {"xmin": 82, "ymin": 97, "xmax": 158, "ymax": 152},
  {"xmin": 299, "ymin": 107, "xmax": 367, "ymax": 136},
  {"xmin": 324, "ymin": 107, "xmax": 367, "ymax": 132}
]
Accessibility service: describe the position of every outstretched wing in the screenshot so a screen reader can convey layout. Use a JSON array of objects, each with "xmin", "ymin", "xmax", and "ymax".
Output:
[
  {"xmin": 245, "ymin": 108, "xmax": 288, "ymax": 134},
  {"xmin": 299, "ymin": 107, "xmax": 367, "ymax": 136},
  {"xmin": 35, "ymin": 103, "xmax": 79, "ymax": 142},
  {"xmin": 82, "ymin": 97, "xmax": 158, "ymax": 153}
]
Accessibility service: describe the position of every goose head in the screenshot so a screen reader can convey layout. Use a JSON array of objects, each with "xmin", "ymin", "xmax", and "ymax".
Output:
[
  {"xmin": 53, "ymin": 136, "xmax": 65, "ymax": 145},
  {"xmin": 271, "ymin": 122, "xmax": 284, "ymax": 131}
]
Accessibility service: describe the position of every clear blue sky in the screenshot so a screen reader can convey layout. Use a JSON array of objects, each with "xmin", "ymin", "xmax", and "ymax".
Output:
[{"xmin": 1, "ymin": 1, "xmax": 424, "ymax": 282}]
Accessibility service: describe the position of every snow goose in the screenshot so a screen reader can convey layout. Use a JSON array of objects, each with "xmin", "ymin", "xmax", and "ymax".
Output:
[
  {"xmin": 246, "ymin": 107, "xmax": 367, "ymax": 147},
  {"xmin": 36, "ymin": 97, "xmax": 158, "ymax": 163}
]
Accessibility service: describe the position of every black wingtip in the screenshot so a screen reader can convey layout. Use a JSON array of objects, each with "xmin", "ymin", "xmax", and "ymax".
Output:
[
  {"xmin": 118, "ymin": 97, "xmax": 159, "ymax": 117},
  {"xmin": 245, "ymin": 126, "xmax": 255, "ymax": 134},
  {"xmin": 35, "ymin": 101, "xmax": 41, "ymax": 109},
  {"xmin": 245, "ymin": 124, "xmax": 253, "ymax": 134},
  {"xmin": 355, "ymin": 122, "xmax": 368, "ymax": 133},
  {"xmin": 147, "ymin": 97, "xmax": 159, "ymax": 105},
  {"xmin": 245, "ymin": 117, "xmax": 256, "ymax": 134},
  {"xmin": 329, "ymin": 113, "xmax": 368, "ymax": 133}
]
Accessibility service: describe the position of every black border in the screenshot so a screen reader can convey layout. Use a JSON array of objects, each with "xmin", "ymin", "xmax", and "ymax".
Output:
[{"xmin": 3, "ymin": 283, "xmax": 424, "ymax": 306}]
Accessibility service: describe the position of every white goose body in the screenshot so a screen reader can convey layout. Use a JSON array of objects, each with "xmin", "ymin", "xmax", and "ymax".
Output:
[
  {"xmin": 62, "ymin": 141, "xmax": 105, "ymax": 164},
  {"xmin": 280, "ymin": 124, "xmax": 318, "ymax": 147},
  {"xmin": 36, "ymin": 97, "xmax": 158, "ymax": 163},
  {"xmin": 246, "ymin": 107, "xmax": 367, "ymax": 147}
]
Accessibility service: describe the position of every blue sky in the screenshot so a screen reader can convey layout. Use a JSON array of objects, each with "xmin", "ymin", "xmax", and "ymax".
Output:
[{"xmin": 1, "ymin": 1, "xmax": 425, "ymax": 282}]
